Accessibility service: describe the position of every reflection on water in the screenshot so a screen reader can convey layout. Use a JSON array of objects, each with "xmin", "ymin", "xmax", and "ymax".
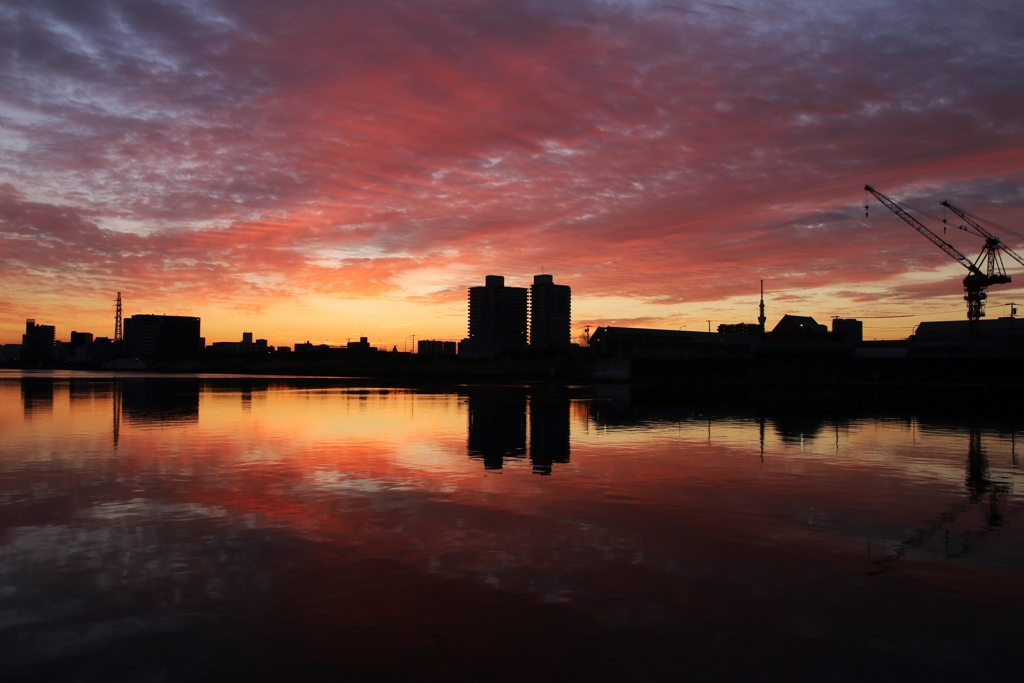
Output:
[
  {"xmin": 467, "ymin": 391, "xmax": 526, "ymax": 470},
  {"xmin": 465, "ymin": 389, "xmax": 572, "ymax": 475},
  {"xmin": 20, "ymin": 377, "xmax": 53, "ymax": 418},
  {"xmin": 0, "ymin": 374, "xmax": 1022, "ymax": 681},
  {"xmin": 529, "ymin": 395, "xmax": 570, "ymax": 476},
  {"xmin": 967, "ymin": 426, "xmax": 1011, "ymax": 528},
  {"xmin": 122, "ymin": 378, "xmax": 200, "ymax": 425}
]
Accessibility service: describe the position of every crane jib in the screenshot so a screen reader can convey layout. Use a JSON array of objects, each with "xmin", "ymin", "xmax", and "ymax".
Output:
[
  {"xmin": 942, "ymin": 200, "xmax": 1024, "ymax": 269},
  {"xmin": 864, "ymin": 185, "xmax": 983, "ymax": 277}
]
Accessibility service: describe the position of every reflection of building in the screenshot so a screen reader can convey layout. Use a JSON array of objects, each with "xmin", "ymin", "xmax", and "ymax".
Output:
[
  {"xmin": 530, "ymin": 274, "xmax": 571, "ymax": 349},
  {"xmin": 120, "ymin": 378, "xmax": 200, "ymax": 424},
  {"xmin": 21, "ymin": 377, "xmax": 53, "ymax": 417},
  {"xmin": 22, "ymin": 319, "xmax": 55, "ymax": 363},
  {"xmin": 460, "ymin": 275, "xmax": 527, "ymax": 358},
  {"xmin": 124, "ymin": 315, "xmax": 201, "ymax": 361},
  {"xmin": 69, "ymin": 379, "xmax": 110, "ymax": 406},
  {"xmin": 467, "ymin": 393, "xmax": 526, "ymax": 469},
  {"xmin": 529, "ymin": 398, "xmax": 570, "ymax": 475}
]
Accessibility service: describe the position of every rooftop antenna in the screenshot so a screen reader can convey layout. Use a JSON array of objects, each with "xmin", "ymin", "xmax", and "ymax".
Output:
[
  {"xmin": 114, "ymin": 292, "xmax": 123, "ymax": 341},
  {"xmin": 758, "ymin": 280, "xmax": 766, "ymax": 331}
]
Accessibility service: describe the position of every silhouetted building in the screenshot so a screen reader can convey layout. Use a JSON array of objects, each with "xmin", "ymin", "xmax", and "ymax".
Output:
[
  {"xmin": 67, "ymin": 331, "xmax": 96, "ymax": 363},
  {"xmin": 529, "ymin": 398, "xmax": 570, "ymax": 475},
  {"xmin": 909, "ymin": 317, "xmax": 1023, "ymax": 355},
  {"xmin": 22, "ymin": 319, "xmax": 55, "ymax": 363},
  {"xmin": 418, "ymin": 340, "xmax": 457, "ymax": 357},
  {"xmin": 530, "ymin": 274, "xmax": 571, "ymax": 349},
  {"xmin": 717, "ymin": 323, "xmax": 763, "ymax": 335},
  {"xmin": 210, "ymin": 332, "xmax": 270, "ymax": 355},
  {"xmin": 294, "ymin": 342, "xmax": 338, "ymax": 356},
  {"xmin": 831, "ymin": 318, "xmax": 863, "ymax": 344},
  {"xmin": 0, "ymin": 344, "xmax": 22, "ymax": 362},
  {"xmin": 769, "ymin": 315, "xmax": 829, "ymax": 343},
  {"xmin": 589, "ymin": 326, "xmax": 761, "ymax": 358},
  {"xmin": 69, "ymin": 331, "xmax": 93, "ymax": 348},
  {"xmin": 467, "ymin": 393, "xmax": 526, "ymax": 470},
  {"xmin": 87, "ymin": 337, "xmax": 120, "ymax": 364},
  {"xmin": 347, "ymin": 337, "xmax": 375, "ymax": 352},
  {"xmin": 124, "ymin": 314, "xmax": 202, "ymax": 361},
  {"xmin": 461, "ymin": 275, "xmax": 527, "ymax": 358}
]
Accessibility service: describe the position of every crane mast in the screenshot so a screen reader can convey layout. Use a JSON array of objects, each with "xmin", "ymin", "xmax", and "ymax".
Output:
[{"xmin": 864, "ymin": 185, "xmax": 1009, "ymax": 341}]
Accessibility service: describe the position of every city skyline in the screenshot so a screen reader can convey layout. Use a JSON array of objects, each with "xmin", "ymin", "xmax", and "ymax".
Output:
[{"xmin": 3, "ymin": 1, "xmax": 1024, "ymax": 347}]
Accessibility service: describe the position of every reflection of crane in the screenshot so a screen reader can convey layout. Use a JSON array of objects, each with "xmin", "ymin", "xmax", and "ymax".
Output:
[
  {"xmin": 868, "ymin": 426, "xmax": 1013, "ymax": 574},
  {"xmin": 965, "ymin": 426, "xmax": 1010, "ymax": 529},
  {"xmin": 865, "ymin": 185, "xmax": 1013, "ymax": 340},
  {"xmin": 112, "ymin": 381, "xmax": 122, "ymax": 448}
]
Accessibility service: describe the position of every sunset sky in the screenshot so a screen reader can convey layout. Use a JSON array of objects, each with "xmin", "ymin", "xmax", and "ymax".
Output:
[{"xmin": 2, "ymin": 0, "xmax": 1023, "ymax": 347}]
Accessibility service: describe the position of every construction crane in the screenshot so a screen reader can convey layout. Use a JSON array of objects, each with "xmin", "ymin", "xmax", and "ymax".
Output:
[
  {"xmin": 940, "ymin": 200, "xmax": 1024, "ymax": 279},
  {"xmin": 864, "ymin": 185, "xmax": 1010, "ymax": 340}
]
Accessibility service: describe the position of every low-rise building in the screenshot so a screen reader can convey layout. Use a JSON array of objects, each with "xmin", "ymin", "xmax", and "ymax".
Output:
[
  {"xmin": 418, "ymin": 340, "xmax": 457, "ymax": 357},
  {"xmin": 124, "ymin": 314, "xmax": 202, "ymax": 361},
  {"xmin": 210, "ymin": 332, "xmax": 270, "ymax": 354},
  {"xmin": 22, "ymin": 320, "xmax": 55, "ymax": 363}
]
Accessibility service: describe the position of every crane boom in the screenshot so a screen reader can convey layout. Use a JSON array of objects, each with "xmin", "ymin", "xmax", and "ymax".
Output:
[
  {"xmin": 865, "ymin": 185, "xmax": 983, "ymax": 276},
  {"xmin": 941, "ymin": 200, "xmax": 1024, "ymax": 269},
  {"xmin": 864, "ymin": 184, "xmax": 1011, "ymax": 340}
]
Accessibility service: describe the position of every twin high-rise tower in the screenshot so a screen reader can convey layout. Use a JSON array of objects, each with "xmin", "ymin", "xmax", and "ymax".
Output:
[
  {"xmin": 462, "ymin": 274, "xmax": 571, "ymax": 357},
  {"xmin": 529, "ymin": 274, "xmax": 571, "ymax": 349}
]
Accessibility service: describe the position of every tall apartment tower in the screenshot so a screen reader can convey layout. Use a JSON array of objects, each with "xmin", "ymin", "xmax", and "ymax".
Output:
[
  {"xmin": 465, "ymin": 275, "xmax": 527, "ymax": 357},
  {"xmin": 529, "ymin": 274, "xmax": 571, "ymax": 349}
]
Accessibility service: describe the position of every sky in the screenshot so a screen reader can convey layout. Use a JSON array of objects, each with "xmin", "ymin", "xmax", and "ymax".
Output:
[{"xmin": 2, "ymin": 0, "xmax": 1023, "ymax": 347}]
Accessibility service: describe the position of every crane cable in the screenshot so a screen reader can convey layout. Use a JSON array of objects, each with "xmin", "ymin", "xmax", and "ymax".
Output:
[
  {"xmin": 958, "ymin": 206, "xmax": 1024, "ymax": 241},
  {"xmin": 868, "ymin": 190, "xmax": 1024, "ymax": 242}
]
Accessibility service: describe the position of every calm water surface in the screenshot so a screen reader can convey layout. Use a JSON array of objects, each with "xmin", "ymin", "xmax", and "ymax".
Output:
[{"xmin": 1, "ymin": 373, "xmax": 1022, "ymax": 681}]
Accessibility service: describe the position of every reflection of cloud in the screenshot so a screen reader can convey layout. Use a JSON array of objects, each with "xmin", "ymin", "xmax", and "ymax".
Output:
[{"xmin": 2, "ymin": 0, "xmax": 1024, "ymax": 335}]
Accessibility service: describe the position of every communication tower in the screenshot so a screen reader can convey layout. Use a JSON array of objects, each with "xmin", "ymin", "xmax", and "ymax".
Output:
[{"xmin": 758, "ymin": 280, "xmax": 766, "ymax": 331}]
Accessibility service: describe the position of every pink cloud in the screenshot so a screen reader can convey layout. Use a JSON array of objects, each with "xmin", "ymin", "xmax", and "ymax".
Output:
[{"xmin": 2, "ymin": 1, "xmax": 1024, "ymax": 342}]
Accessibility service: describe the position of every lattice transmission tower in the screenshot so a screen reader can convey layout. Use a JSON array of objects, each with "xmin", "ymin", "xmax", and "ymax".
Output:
[{"xmin": 114, "ymin": 292, "xmax": 123, "ymax": 341}]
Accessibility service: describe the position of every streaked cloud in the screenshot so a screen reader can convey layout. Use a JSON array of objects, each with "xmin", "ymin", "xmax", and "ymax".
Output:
[{"xmin": 2, "ymin": 0, "xmax": 1023, "ymax": 344}]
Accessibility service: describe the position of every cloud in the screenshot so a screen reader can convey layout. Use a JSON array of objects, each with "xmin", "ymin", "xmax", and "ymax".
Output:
[{"xmin": 2, "ymin": 0, "xmax": 1024, "ymax": 341}]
